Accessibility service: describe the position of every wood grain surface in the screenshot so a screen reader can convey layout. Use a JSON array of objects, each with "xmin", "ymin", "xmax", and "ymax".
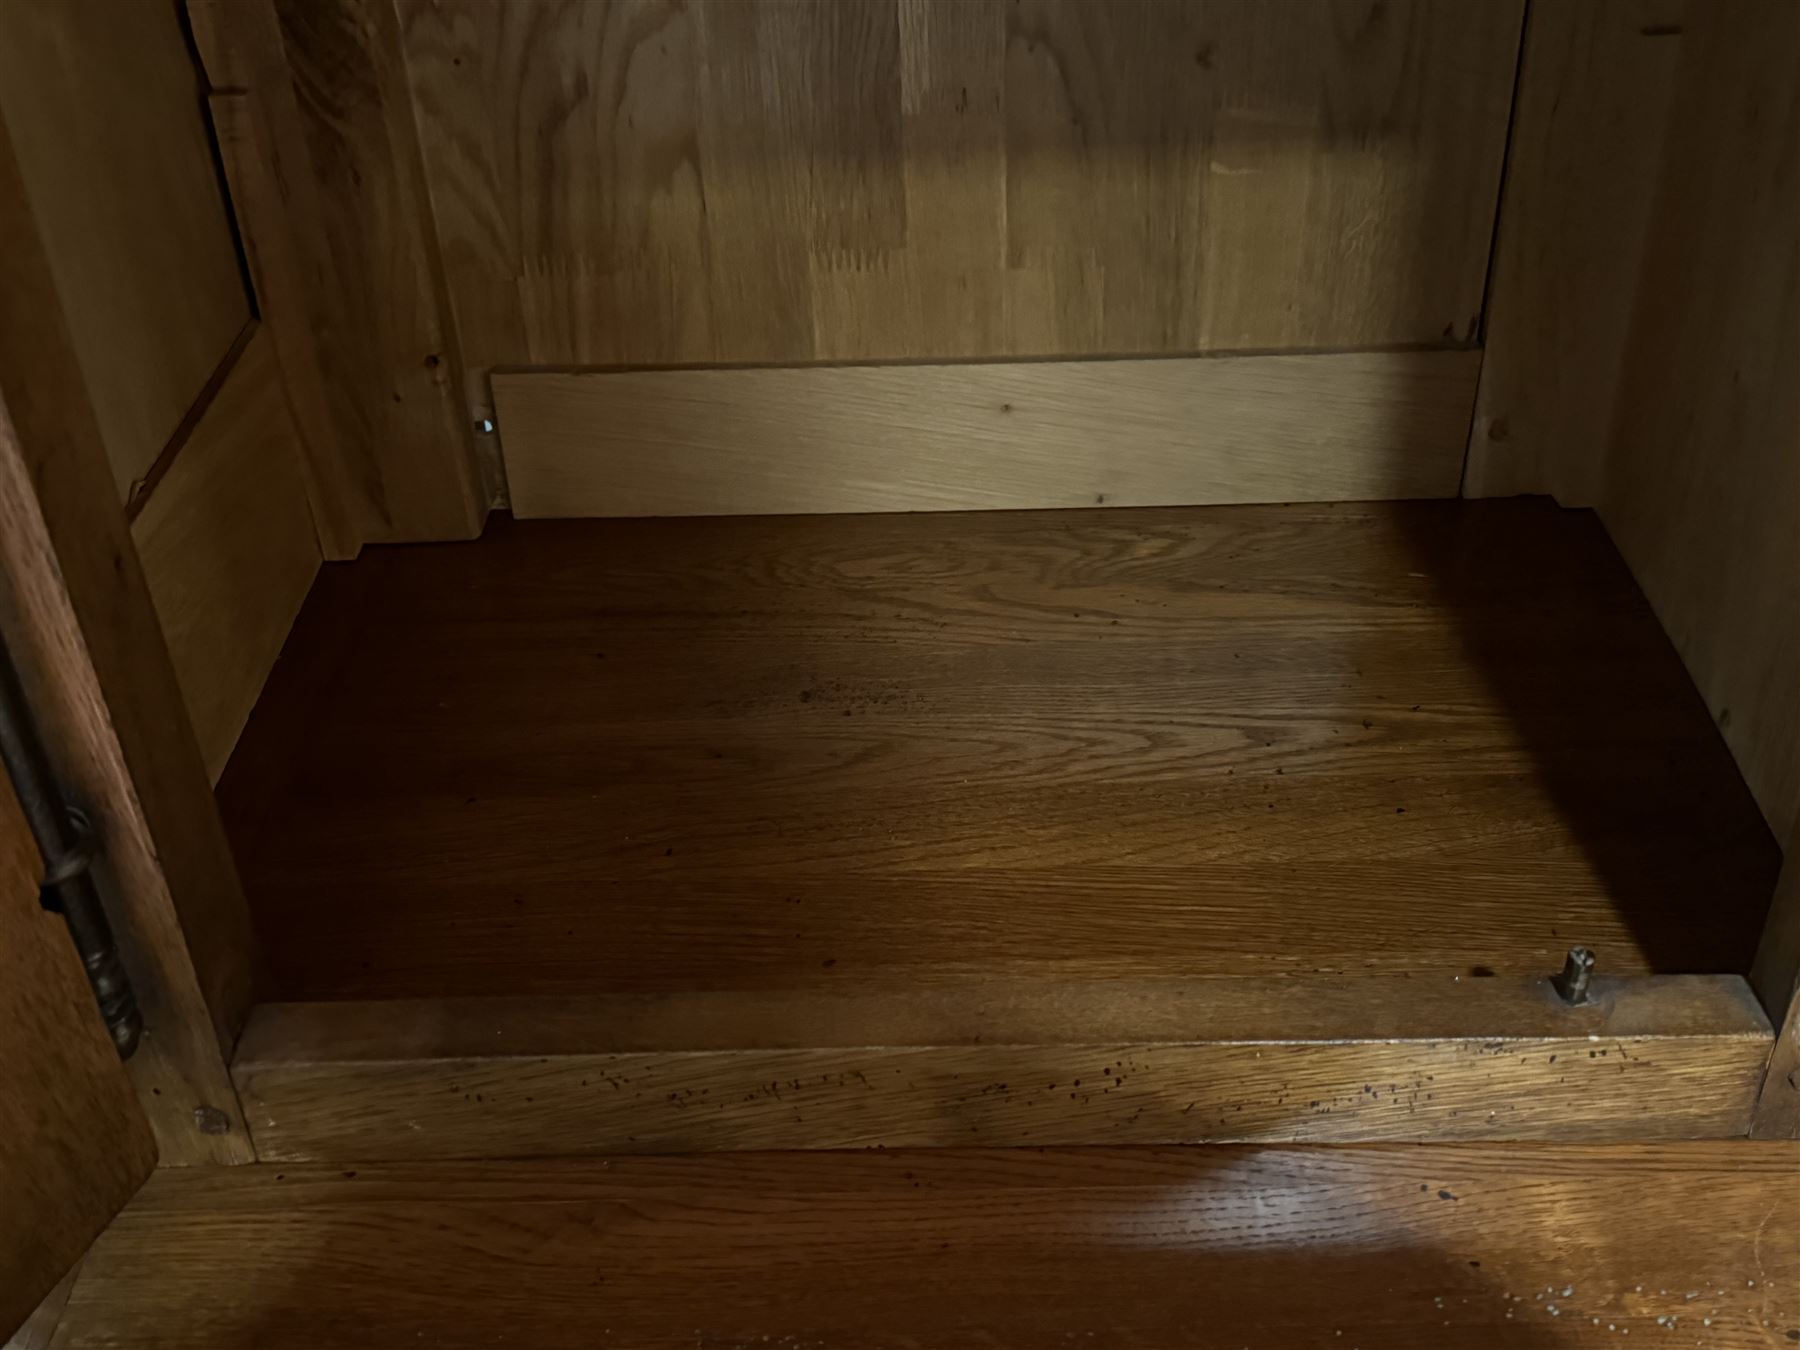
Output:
[
  {"xmin": 0, "ymin": 109, "xmax": 254, "ymax": 1163},
  {"xmin": 269, "ymin": 0, "xmax": 488, "ymax": 542},
  {"xmin": 232, "ymin": 976, "xmax": 1772, "ymax": 1159},
  {"xmin": 1463, "ymin": 0, "xmax": 1685, "ymax": 504},
  {"xmin": 0, "ymin": 0, "xmax": 251, "ymax": 500},
  {"xmin": 494, "ymin": 350, "xmax": 1478, "ymax": 518},
  {"xmin": 1595, "ymin": 0, "xmax": 1800, "ymax": 838},
  {"xmin": 217, "ymin": 500, "xmax": 1780, "ymax": 1004},
  {"xmin": 398, "ymin": 0, "xmax": 1521, "ymax": 379},
  {"xmin": 54, "ymin": 1145, "xmax": 1800, "ymax": 1348},
  {"xmin": 1465, "ymin": 0, "xmax": 1799, "ymax": 838},
  {"xmin": 0, "ymin": 766, "xmax": 155, "ymax": 1339},
  {"xmin": 131, "ymin": 327, "xmax": 321, "ymax": 784}
]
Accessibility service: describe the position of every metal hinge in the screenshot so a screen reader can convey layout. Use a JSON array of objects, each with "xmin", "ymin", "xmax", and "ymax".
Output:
[{"xmin": 0, "ymin": 633, "xmax": 143, "ymax": 1059}]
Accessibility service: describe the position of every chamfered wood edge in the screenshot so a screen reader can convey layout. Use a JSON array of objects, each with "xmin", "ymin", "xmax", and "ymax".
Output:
[
  {"xmin": 492, "ymin": 348, "xmax": 1482, "ymax": 519},
  {"xmin": 3, "ymin": 1265, "xmax": 77, "ymax": 1350},
  {"xmin": 1751, "ymin": 823, "xmax": 1800, "ymax": 1138},
  {"xmin": 236, "ymin": 976, "xmax": 1772, "ymax": 1062},
  {"xmin": 233, "ymin": 976, "xmax": 1773, "ymax": 1160}
]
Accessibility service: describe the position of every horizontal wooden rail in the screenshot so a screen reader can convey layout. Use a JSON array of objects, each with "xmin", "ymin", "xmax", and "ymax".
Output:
[
  {"xmin": 492, "ymin": 349, "xmax": 1481, "ymax": 518},
  {"xmin": 235, "ymin": 975, "xmax": 1772, "ymax": 1160}
]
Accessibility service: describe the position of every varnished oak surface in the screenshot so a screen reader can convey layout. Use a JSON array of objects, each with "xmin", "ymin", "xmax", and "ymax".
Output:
[
  {"xmin": 399, "ymin": 0, "xmax": 1521, "ymax": 375},
  {"xmin": 218, "ymin": 500, "xmax": 1779, "ymax": 1000},
  {"xmin": 52, "ymin": 1145, "xmax": 1800, "ymax": 1348},
  {"xmin": 233, "ymin": 977, "xmax": 1772, "ymax": 1159}
]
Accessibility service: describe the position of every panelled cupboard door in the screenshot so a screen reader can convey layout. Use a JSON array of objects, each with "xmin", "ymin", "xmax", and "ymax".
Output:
[{"xmin": 0, "ymin": 768, "xmax": 155, "ymax": 1337}]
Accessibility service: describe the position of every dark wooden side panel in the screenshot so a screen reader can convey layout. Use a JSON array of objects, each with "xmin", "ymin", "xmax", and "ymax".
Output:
[
  {"xmin": 233, "ymin": 977, "xmax": 1772, "ymax": 1160},
  {"xmin": 398, "ymin": 0, "xmax": 1523, "ymax": 373},
  {"xmin": 0, "ymin": 762, "xmax": 155, "ymax": 1336},
  {"xmin": 0, "ymin": 102, "xmax": 254, "ymax": 1164}
]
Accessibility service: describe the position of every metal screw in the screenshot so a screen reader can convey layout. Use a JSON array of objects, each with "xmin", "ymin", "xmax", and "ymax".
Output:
[
  {"xmin": 475, "ymin": 416, "xmax": 496, "ymax": 435},
  {"xmin": 1552, "ymin": 946, "xmax": 1595, "ymax": 1005}
]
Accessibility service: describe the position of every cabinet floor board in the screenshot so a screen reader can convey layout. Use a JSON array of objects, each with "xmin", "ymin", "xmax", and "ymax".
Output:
[
  {"xmin": 52, "ymin": 1143, "xmax": 1800, "ymax": 1348},
  {"xmin": 216, "ymin": 499, "xmax": 1780, "ymax": 999}
]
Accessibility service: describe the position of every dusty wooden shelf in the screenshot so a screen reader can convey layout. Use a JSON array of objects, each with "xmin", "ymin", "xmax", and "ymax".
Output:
[{"xmin": 218, "ymin": 498, "xmax": 1779, "ymax": 1002}]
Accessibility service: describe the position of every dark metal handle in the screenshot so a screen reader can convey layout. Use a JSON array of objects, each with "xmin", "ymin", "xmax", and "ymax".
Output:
[{"xmin": 0, "ymin": 631, "xmax": 142, "ymax": 1059}]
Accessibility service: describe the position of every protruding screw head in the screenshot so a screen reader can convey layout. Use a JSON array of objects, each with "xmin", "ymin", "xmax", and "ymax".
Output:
[{"xmin": 1552, "ymin": 946, "xmax": 1596, "ymax": 1005}]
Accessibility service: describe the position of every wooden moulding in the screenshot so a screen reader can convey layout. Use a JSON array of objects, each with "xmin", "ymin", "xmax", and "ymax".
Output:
[
  {"xmin": 130, "ymin": 326, "xmax": 321, "ymax": 784},
  {"xmin": 492, "ymin": 350, "xmax": 1482, "ymax": 519},
  {"xmin": 234, "ymin": 975, "xmax": 1773, "ymax": 1160}
]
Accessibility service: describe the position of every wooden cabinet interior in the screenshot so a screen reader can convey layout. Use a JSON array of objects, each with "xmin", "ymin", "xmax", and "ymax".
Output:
[{"xmin": 0, "ymin": 0, "xmax": 1792, "ymax": 1204}]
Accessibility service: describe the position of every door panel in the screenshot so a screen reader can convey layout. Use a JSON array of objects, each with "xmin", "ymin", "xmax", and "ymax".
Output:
[
  {"xmin": 0, "ymin": 764, "xmax": 156, "ymax": 1336},
  {"xmin": 0, "ymin": 0, "xmax": 254, "ymax": 502}
]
